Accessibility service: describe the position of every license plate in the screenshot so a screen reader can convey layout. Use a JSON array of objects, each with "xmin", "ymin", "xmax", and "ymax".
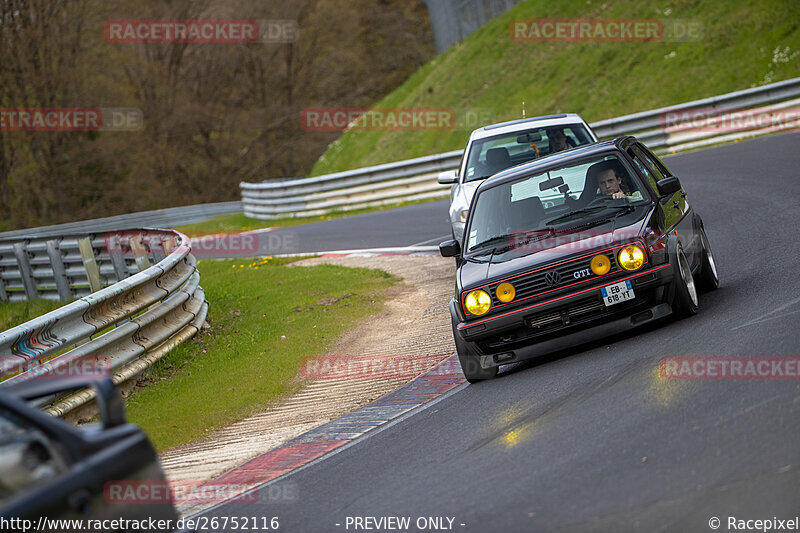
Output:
[{"xmin": 600, "ymin": 280, "xmax": 635, "ymax": 307}]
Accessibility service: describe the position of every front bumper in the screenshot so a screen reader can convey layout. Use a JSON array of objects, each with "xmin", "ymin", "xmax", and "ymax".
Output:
[{"xmin": 453, "ymin": 264, "xmax": 674, "ymax": 369}]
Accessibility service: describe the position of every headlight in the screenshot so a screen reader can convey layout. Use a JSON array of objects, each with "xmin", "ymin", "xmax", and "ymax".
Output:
[
  {"xmin": 618, "ymin": 244, "xmax": 645, "ymax": 271},
  {"xmin": 465, "ymin": 290, "xmax": 491, "ymax": 315},
  {"xmin": 496, "ymin": 282, "xmax": 515, "ymax": 303},
  {"xmin": 459, "ymin": 209, "xmax": 469, "ymax": 223},
  {"xmin": 590, "ymin": 254, "xmax": 611, "ymax": 276}
]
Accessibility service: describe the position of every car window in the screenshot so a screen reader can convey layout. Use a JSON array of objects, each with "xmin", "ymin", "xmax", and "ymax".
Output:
[
  {"xmin": 627, "ymin": 148, "xmax": 660, "ymax": 195},
  {"xmin": 464, "ymin": 124, "xmax": 594, "ymax": 182},
  {"xmin": 465, "ymin": 154, "xmax": 647, "ymax": 255},
  {"xmin": 630, "ymin": 144, "xmax": 667, "ymax": 181},
  {"xmin": 640, "ymin": 143, "xmax": 674, "ymax": 177}
]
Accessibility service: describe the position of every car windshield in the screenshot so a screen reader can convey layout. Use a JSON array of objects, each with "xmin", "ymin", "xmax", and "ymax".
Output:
[
  {"xmin": 463, "ymin": 124, "xmax": 594, "ymax": 183},
  {"xmin": 465, "ymin": 154, "xmax": 648, "ymax": 255}
]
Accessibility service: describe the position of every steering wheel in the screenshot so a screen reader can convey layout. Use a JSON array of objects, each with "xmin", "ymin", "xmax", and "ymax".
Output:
[
  {"xmin": 585, "ymin": 196, "xmax": 613, "ymax": 208},
  {"xmin": 587, "ymin": 195, "xmax": 628, "ymax": 208}
]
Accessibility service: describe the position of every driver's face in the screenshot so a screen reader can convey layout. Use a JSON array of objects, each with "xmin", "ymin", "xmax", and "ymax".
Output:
[
  {"xmin": 597, "ymin": 169, "xmax": 622, "ymax": 196},
  {"xmin": 549, "ymin": 130, "xmax": 566, "ymax": 150}
]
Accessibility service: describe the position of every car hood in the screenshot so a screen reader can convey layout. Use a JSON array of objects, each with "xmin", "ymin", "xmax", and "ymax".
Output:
[{"xmin": 459, "ymin": 208, "xmax": 651, "ymax": 290}]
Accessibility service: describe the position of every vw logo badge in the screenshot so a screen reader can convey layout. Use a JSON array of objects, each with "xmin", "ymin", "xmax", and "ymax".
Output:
[{"xmin": 545, "ymin": 270, "xmax": 561, "ymax": 287}]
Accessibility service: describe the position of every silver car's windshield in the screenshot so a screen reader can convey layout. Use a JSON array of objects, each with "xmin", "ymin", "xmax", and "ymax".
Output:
[
  {"xmin": 465, "ymin": 154, "xmax": 648, "ymax": 255},
  {"xmin": 463, "ymin": 124, "xmax": 594, "ymax": 183}
]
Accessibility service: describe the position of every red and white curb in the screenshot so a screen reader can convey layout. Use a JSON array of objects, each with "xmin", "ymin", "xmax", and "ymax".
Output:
[{"xmin": 181, "ymin": 354, "xmax": 465, "ymax": 515}]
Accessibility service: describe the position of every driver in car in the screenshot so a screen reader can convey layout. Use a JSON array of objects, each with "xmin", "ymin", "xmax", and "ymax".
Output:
[
  {"xmin": 564, "ymin": 160, "xmax": 645, "ymax": 210},
  {"xmin": 546, "ymin": 127, "xmax": 570, "ymax": 153},
  {"xmin": 597, "ymin": 167, "xmax": 627, "ymax": 199},
  {"xmin": 596, "ymin": 166, "xmax": 644, "ymax": 202}
]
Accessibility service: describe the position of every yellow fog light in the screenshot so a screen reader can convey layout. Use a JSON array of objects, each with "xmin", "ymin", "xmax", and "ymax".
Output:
[
  {"xmin": 618, "ymin": 244, "xmax": 645, "ymax": 271},
  {"xmin": 590, "ymin": 254, "xmax": 611, "ymax": 276},
  {"xmin": 496, "ymin": 282, "xmax": 515, "ymax": 303},
  {"xmin": 465, "ymin": 290, "xmax": 492, "ymax": 315}
]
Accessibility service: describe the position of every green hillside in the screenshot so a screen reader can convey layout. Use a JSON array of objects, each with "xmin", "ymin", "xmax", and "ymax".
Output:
[{"xmin": 311, "ymin": 0, "xmax": 800, "ymax": 175}]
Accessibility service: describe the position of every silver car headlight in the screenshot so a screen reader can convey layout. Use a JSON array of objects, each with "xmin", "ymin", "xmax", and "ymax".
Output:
[{"xmin": 459, "ymin": 209, "xmax": 469, "ymax": 223}]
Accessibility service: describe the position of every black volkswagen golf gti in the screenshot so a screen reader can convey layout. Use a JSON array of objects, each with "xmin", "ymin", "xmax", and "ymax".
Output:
[{"xmin": 440, "ymin": 136, "xmax": 719, "ymax": 382}]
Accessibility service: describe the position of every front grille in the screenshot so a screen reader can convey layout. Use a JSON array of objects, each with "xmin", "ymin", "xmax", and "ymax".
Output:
[
  {"xmin": 461, "ymin": 241, "xmax": 652, "ymax": 320},
  {"xmin": 525, "ymin": 296, "xmax": 605, "ymax": 329},
  {"xmin": 484, "ymin": 253, "xmax": 620, "ymax": 309},
  {"xmin": 476, "ymin": 286, "xmax": 661, "ymax": 353}
]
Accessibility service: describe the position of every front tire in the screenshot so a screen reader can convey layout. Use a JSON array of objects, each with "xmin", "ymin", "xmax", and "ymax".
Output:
[
  {"xmin": 671, "ymin": 244, "xmax": 699, "ymax": 318},
  {"xmin": 457, "ymin": 352, "xmax": 498, "ymax": 383},
  {"xmin": 695, "ymin": 227, "xmax": 719, "ymax": 292},
  {"xmin": 452, "ymin": 315, "xmax": 497, "ymax": 383}
]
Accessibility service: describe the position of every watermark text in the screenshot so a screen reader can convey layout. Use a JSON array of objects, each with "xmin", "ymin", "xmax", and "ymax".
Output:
[
  {"xmin": 105, "ymin": 19, "xmax": 298, "ymax": 43},
  {"xmin": 510, "ymin": 18, "xmax": 702, "ymax": 42},
  {"xmin": 659, "ymin": 357, "xmax": 800, "ymax": 380}
]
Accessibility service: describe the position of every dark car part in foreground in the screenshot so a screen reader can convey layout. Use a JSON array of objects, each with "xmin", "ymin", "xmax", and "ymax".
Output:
[
  {"xmin": 0, "ymin": 377, "xmax": 183, "ymax": 531},
  {"xmin": 440, "ymin": 136, "xmax": 719, "ymax": 382}
]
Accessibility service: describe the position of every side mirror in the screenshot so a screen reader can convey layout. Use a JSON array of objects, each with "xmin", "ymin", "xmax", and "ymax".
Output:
[
  {"xmin": 437, "ymin": 170, "xmax": 458, "ymax": 185},
  {"xmin": 439, "ymin": 239, "xmax": 461, "ymax": 258},
  {"xmin": 656, "ymin": 176, "xmax": 682, "ymax": 197}
]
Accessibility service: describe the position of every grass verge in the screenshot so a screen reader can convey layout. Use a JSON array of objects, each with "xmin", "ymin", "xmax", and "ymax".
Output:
[
  {"xmin": 0, "ymin": 299, "xmax": 63, "ymax": 332},
  {"xmin": 310, "ymin": 0, "xmax": 800, "ymax": 175},
  {"xmin": 123, "ymin": 256, "xmax": 398, "ymax": 451}
]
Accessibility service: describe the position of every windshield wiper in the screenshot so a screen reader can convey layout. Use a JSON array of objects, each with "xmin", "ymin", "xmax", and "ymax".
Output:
[
  {"xmin": 469, "ymin": 235, "xmax": 511, "ymax": 254},
  {"xmin": 545, "ymin": 206, "xmax": 606, "ymax": 225},
  {"xmin": 609, "ymin": 204, "xmax": 636, "ymax": 216},
  {"xmin": 608, "ymin": 204, "xmax": 635, "ymax": 235}
]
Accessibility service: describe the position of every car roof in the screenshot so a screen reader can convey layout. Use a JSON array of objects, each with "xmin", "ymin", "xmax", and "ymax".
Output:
[
  {"xmin": 475, "ymin": 137, "xmax": 635, "ymax": 192},
  {"xmin": 469, "ymin": 113, "xmax": 590, "ymax": 141}
]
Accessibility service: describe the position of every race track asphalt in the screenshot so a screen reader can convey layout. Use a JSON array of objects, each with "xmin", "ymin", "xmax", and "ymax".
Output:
[{"xmin": 202, "ymin": 132, "xmax": 800, "ymax": 532}]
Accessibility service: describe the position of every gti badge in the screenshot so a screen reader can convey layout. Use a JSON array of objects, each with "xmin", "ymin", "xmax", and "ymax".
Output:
[{"xmin": 573, "ymin": 268, "xmax": 592, "ymax": 279}]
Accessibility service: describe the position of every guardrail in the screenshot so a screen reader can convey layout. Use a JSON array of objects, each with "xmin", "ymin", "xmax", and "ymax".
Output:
[
  {"xmin": 593, "ymin": 77, "xmax": 800, "ymax": 152},
  {"xmin": 240, "ymin": 150, "xmax": 463, "ymax": 219},
  {"xmin": 0, "ymin": 201, "xmax": 242, "ymax": 240},
  {"xmin": 241, "ymin": 77, "xmax": 800, "ymax": 219},
  {"xmin": 1, "ymin": 231, "xmax": 169, "ymax": 302},
  {"xmin": 0, "ymin": 229, "xmax": 206, "ymax": 419}
]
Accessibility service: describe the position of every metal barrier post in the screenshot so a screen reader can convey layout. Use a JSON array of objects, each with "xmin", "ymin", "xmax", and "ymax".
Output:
[
  {"xmin": 77, "ymin": 237, "xmax": 103, "ymax": 293},
  {"xmin": 45, "ymin": 239, "xmax": 72, "ymax": 301},
  {"xmin": 0, "ymin": 263, "xmax": 7, "ymax": 302},
  {"xmin": 105, "ymin": 232, "xmax": 130, "ymax": 282},
  {"xmin": 132, "ymin": 233, "xmax": 151, "ymax": 272},
  {"xmin": 12, "ymin": 242, "xmax": 38, "ymax": 299}
]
